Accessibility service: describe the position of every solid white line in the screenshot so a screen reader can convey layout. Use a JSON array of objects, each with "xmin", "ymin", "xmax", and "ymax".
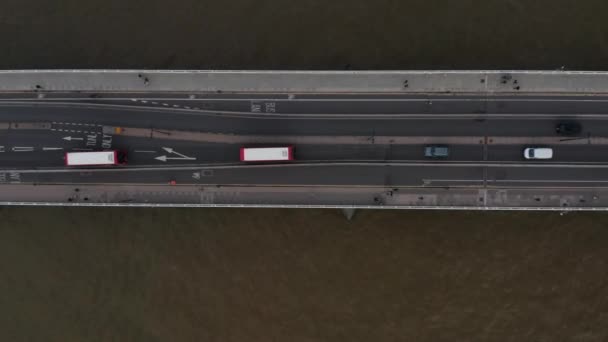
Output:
[
  {"xmin": 424, "ymin": 179, "xmax": 484, "ymax": 182},
  {"xmin": 134, "ymin": 150, "xmax": 156, "ymax": 153},
  {"xmin": 28, "ymin": 97, "xmax": 608, "ymax": 103},
  {"xmin": 12, "ymin": 147, "xmax": 34, "ymax": 152},
  {"xmin": 72, "ymin": 148, "xmax": 93, "ymax": 151},
  {"xmin": 494, "ymin": 179, "xmax": 608, "ymax": 183},
  {"xmin": 164, "ymin": 157, "xmax": 196, "ymax": 161}
]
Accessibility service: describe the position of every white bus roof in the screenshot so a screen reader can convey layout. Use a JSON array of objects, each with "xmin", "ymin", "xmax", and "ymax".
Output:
[
  {"xmin": 241, "ymin": 147, "xmax": 291, "ymax": 161},
  {"xmin": 66, "ymin": 151, "xmax": 116, "ymax": 166}
]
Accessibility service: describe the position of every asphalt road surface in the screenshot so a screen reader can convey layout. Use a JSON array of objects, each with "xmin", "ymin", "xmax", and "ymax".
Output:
[{"xmin": 1, "ymin": 93, "xmax": 608, "ymax": 188}]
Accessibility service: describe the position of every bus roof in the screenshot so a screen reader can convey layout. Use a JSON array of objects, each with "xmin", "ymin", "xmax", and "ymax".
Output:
[
  {"xmin": 240, "ymin": 147, "xmax": 293, "ymax": 162},
  {"xmin": 65, "ymin": 151, "xmax": 117, "ymax": 166}
]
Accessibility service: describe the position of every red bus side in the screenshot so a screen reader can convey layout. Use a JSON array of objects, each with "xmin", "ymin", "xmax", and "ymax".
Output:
[
  {"xmin": 239, "ymin": 147, "xmax": 246, "ymax": 162},
  {"xmin": 287, "ymin": 146, "xmax": 294, "ymax": 160}
]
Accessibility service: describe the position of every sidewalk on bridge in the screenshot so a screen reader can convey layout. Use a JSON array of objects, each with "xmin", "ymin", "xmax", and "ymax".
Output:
[
  {"xmin": 1, "ymin": 184, "xmax": 607, "ymax": 210},
  {"xmin": 1, "ymin": 70, "xmax": 608, "ymax": 94}
]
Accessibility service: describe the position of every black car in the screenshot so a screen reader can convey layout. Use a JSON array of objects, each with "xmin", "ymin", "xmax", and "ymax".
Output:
[{"xmin": 555, "ymin": 121, "xmax": 582, "ymax": 136}]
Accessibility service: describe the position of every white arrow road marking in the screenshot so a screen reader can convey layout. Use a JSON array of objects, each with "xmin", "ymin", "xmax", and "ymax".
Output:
[
  {"xmin": 12, "ymin": 147, "xmax": 34, "ymax": 152},
  {"xmin": 161, "ymin": 147, "xmax": 194, "ymax": 159},
  {"xmin": 63, "ymin": 136, "xmax": 84, "ymax": 141},
  {"xmin": 42, "ymin": 147, "xmax": 63, "ymax": 151},
  {"xmin": 155, "ymin": 155, "xmax": 196, "ymax": 162}
]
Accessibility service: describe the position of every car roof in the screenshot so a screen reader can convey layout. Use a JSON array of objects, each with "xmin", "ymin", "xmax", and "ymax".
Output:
[{"xmin": 533, "ymin": 148, "xmax": 553, "ymax": 157}]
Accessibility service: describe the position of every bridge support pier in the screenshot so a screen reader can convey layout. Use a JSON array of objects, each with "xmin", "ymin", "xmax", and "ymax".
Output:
[{"xmin": 342, "ymin": 208, "xmax": 357, "ymax": 220}]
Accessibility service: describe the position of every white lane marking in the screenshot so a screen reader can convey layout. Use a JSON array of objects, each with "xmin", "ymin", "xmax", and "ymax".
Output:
[
  {"xmin": 425, "ymin": 178, "xmax": 608, "ymax": 184},
  {"xmin": 62, "ymin": 136, "xmax": 83, "ymax": 141},
  {"xmin": 154, "ymin": 147, "xmax": 197, "ymax": 162},
  {"xmin": 12, "ymin": 146, "xmax": 34, "ymax": 152},
  {"xmin": 9, "ymin": 172, "xmax": 20, "ymax": 183},
  {"xmin": 125, "ymin": 98, "xmax": 608, "ymax": 103},
  {"xmin": 161, "ymin": 147, "xmax": 195, "ymax": 159},
  {"xmin": 155, "ymin": 155, "xmax": 196, "ymax": 162},
  {"xmin": 493, "ymin": 179, "xmax": 608, "ymax": 183},
  {"xmin": 72, "ymin": 148, "xmax": 93, "ymax": 151},
  {"xmin": 42, "ymin": 147, "xmax": 63, "ymax": 151},
  {"xmin": 162, "ymin": 103, "xmax": 169, "ymax": 106},
  {"xmin": 134, "ymin": 150, "xmax": 156, "ymax": 153},
  {"xmin": 424, "ymin": 179, "xmax": 484, "ymax": 182},
  {"xmin": 51, "ymin": 128, "xmax": 57, "ymax": 131},
  {"xmin": 0, "ymin": 146, "xmax": 4, "ymax": 152}
]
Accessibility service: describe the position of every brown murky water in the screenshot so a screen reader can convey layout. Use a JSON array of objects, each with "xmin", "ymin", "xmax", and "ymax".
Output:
[
  {"xmin": 1, "ymin": 1, "xmax": 608, "ymax": 70},
  {"xmin": 1, "ymin": 208, "xmax": 608, "ymax": 341},
  {"xmin": 2, "ymin": 1, "xmax": 608, "ymax": 341}
]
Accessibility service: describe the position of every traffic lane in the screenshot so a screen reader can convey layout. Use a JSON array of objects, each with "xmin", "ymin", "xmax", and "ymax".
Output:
[
  {"xmin": 1, "ymin": 105, "xmax": 607, "ymax": 137},
  {"xmin": 1, "ymin": 105, "xmax": 484, "ymax": 136},
  {"xmin": 0, "ymin": 128, "xmax": 110, "ymax": 160},
  {"xmin": 20, "ymin": 164, "xmax": 486, "ymax": 187},
  {"xmin": 0, "ymin": 129, "xmax": 94, "ymax": 148},
  {"xmin": 111, "ymin": 136, "xmax": 485, "ymax": 165},
  {"xmin": 112, "ymin": 137, "xmax": 241, "ymax": 164},
  {"xmin": 487, "ymin": 166, "xmax": 608, "ymax": 187},
  {"xmin": 292, "ymin": 144, "xmax": 484, "ymax": 162},
  {"xmin": 0, "ymin": 150, "xmax": 66, "ymax": 167},
  {"xmin": 487, "ymin": 145, "xmax": 608, "ymax": 163},
  {"xmin": 0, "ymin": 130, "xmax": 95, "ymax": 167},
  {"xmin": 90, "ymin": 96, "xmax": 608, "ymax": 115}
]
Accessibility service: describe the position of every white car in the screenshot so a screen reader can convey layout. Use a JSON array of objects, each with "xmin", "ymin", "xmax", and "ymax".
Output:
[{"xmin": 523, "ymin": 147, "xmax": 553, "ymax": 160}]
